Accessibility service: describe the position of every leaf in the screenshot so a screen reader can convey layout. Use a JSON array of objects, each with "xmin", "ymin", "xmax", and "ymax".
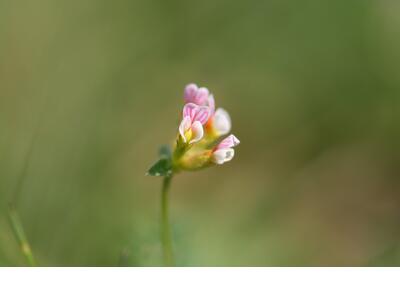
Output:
[{"xmin": 147, "ymin": 158, "xmax": 172, "ymax": 177}]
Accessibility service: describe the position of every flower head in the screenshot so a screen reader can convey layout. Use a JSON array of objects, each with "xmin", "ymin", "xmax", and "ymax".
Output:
[
  {"xmin": 148, "ymin": 83, "xmax": 240, "ymax": 177},
  {"xmin": 180, "ymin": 83, "xmax": 240, "ymax": 167}
]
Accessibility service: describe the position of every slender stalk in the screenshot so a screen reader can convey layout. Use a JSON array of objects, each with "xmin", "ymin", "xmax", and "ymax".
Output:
[
  {"xmin": 7, "ymin": 87, "xmax": 48, "ymax": 266},
  {"xmin": 161, "ymin": 175, "xmax": 174, "ymax": 266},
  {"xmin": 8, "ymin": 126, "xmax": 38, "ymax": 266},
  {"xmin": 8, "ymin": 203, "xmax": 37, "ymax": 267}
]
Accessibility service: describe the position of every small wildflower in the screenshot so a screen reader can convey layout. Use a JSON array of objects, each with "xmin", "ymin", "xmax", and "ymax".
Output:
[
  {"xmin": 148, "ymin": 83, "xmax": 240, "ymax": 176},
  {"xmin": 148, "ymin": 83, "xmax": 241, "ymax": 266}
]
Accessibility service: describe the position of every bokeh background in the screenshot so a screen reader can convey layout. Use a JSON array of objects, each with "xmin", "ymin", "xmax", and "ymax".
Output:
[{"xmin": 1, "ymin": 0, "xmax": 400, "ymax": 266}]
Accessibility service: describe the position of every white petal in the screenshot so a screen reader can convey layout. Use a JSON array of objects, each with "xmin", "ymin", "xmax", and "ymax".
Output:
[
  {"xmin": 212, "ymin": 148, "xmax": 235, "ymax": 165},
  {"xmin": 179, "ymin": 116, "xmax": 192, "ymax": 143},
  {"xmin": 213, "ymin": 108, "xmax": 231, "ymax": 135},
  {"xmin": 189, "ymin": 121, "xmax": 204, "ymax": 144}
]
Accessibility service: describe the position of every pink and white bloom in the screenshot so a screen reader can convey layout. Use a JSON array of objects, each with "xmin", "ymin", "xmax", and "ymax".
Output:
[
  {"xmin": 212, "ymin": 134, "xmax": 240, "ymax": 165},
  {"xmin": 179, "ymin": 103, "xmax": 210, "ymax": 144},
  {"xmin": 184, "ymin": 83, "xmax": 215, "ymax": 114},
  {"xmin": 184, "ymin": 83, "xmax": 231, "ymax": 137}
]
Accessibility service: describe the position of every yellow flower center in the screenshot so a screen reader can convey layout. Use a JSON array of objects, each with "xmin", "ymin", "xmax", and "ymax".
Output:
[{"xmin": 184, "ymin": 128, "xmax": 192, "ymax": 142}]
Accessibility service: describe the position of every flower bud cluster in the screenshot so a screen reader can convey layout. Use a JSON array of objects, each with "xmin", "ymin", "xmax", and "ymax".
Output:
[{"xmin": 172, "ymin": 83, "xmax": 240, "ymax": 172}]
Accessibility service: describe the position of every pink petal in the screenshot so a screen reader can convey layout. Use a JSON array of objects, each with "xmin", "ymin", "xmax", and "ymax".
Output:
[
  {"xmin": 216, "ymin": 134, "xmax": 240, "ymax": 150},
  {"xmin": 193, "ymin": 105, "xmax": 210, "ymax": 125},
  {"xmin": 194, "ymin": 87, "xmax": 209, "ymax": 104},
  {"xmin": 184, "ymin": 83, "xmax": 198, "ymax": 103},
  {"xmin": 183, "ymin": 103, "xmax": 210, "ymax": 125},
  {"xmin": 183, "ymin": 103, "xmax": 198, "ymax": 121}
]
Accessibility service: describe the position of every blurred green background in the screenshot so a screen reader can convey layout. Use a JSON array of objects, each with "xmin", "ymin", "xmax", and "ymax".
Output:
[{"xmin": 1, "ymin": 0, "xmax": 399, "ymax": 266}]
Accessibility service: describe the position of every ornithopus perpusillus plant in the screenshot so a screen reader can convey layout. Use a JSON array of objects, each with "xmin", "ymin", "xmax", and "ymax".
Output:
[{"xmin": 147, "ymin": 83, "xmax": 240, "ymax": 266}]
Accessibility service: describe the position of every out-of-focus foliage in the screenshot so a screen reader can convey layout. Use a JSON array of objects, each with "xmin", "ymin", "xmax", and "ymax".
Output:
[{"xmin": 0, "ymin": 0, "xmax": 399, "ymax": 266}]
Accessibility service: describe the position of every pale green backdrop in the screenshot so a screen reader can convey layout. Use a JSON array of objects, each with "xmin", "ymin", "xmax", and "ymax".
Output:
[{"xmin": 0, "ymin": 0, "xmax": 399, "ymax": 266}]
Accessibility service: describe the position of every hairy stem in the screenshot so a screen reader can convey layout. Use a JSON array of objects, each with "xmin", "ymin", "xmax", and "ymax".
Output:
[
  {"xmin": 161, "ymin": 175, "xmax": 174, "ymax": 266},
  {"xmin": 8, "ymin": 203, "xmax": 36, "ymax": 267}
]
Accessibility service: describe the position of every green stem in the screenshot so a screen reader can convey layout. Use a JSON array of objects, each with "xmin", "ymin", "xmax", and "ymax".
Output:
[
  {"xmin": 161, "ymin": 175, "xmax": 174, "ymax": 266},
  {"xmin": 7, "ymin": 203, "xmax": 36, "ymax": 267}
]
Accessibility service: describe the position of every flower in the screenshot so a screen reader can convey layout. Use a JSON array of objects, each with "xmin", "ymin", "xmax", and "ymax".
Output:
[
  {"xmin": 149, "ymin": 83, "xmax": 240, "ymax": 176},
  {"xmin": 184, "ymin": 84, "xmax": 231, "ymax": 138},
  {"xmin": 180, "ymin": 83, "xmax": 239, "ymax": 165},
  {"xmin": 178, "ymin": 103, "xmax": 210, "ymax": 144},
  {"xmin": 211, "ymin": 134, "xmax": 240, "ymax": 165},
  {"xmin": 184, "ymin": 83, "xmax": 215, "ymax": 114}
]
